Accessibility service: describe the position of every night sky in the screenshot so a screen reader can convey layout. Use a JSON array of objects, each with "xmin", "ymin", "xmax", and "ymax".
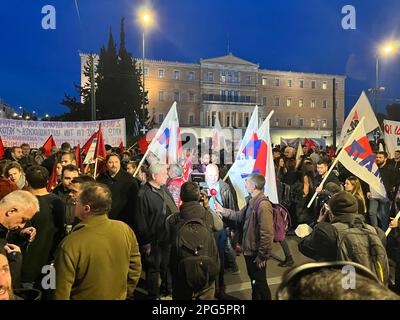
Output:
[{"xmin": 1, "ymin": 0, "xmax": 400, "ymax": 118}]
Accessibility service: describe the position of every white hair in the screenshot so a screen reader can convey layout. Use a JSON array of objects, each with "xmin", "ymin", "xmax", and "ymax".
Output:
[
  {"xmin": 0, "ymin": 190, "xmax": 40, "ymax": 213},
  {"xmin": 149, "ymin": 163, "xmax": 167, "ymax": 176}
]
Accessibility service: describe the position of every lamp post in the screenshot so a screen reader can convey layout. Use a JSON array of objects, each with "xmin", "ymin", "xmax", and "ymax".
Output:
[{"xmin": 369, "ymin": 42, "xmax": 397, "ymax": 114}]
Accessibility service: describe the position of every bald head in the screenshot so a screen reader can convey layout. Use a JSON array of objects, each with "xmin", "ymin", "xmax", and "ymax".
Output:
[
  {"xmin": 0, "ymin": 191, "xmax": 39, "ymax": 230},
  {"xmin": 205, "ymin": 164, "xmax": 219, "ymax": 185}
]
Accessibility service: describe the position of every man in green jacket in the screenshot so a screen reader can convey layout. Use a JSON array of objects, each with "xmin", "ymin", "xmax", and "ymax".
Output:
[{"xmin": 53, "ymin": 182, "xmax": 142, "ymax": 300}]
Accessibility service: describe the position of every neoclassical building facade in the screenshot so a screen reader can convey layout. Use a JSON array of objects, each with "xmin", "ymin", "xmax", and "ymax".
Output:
[{"xmin": 81, "ymin": 53, "xmax": 345, "ymax": 141}]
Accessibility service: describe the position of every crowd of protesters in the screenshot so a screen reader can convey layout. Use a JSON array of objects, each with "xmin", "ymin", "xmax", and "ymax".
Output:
[{"xmin": 0, "ymin": 140, "xmax": 400, "ymax": 301}]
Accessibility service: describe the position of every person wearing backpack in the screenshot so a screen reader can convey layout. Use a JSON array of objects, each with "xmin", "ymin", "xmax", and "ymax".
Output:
[
  {"xmin": 299, "ymin": 191, "xmax": 389, "ymax": 285},
  {"xmin": 167, "ymin": 182, "xmax": 222, "ymax": 300},
  {"xmin": 215, "ymin": 173, "xmax": 274, "ymax": 300}
]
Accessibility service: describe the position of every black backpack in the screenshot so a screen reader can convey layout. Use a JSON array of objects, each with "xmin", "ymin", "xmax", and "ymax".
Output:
[
  {"xmin": 333, "ymin": 222, "xmax": 389, "ymax": 285},
  {"xmin": 175, "ymin": 213, "xmax": 220, "ymax": 291}
]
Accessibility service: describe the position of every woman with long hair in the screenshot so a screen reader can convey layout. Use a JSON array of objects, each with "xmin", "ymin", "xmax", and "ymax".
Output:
[{"xmin": 344, "ymin": 176, "xmax": 367, "ymax": 215}]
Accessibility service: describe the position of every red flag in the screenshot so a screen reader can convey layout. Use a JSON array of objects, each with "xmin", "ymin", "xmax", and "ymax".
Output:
[
  {"xmin": 82, "ymin": 131, "xmax": 98, "ymax": 155},
  {"xmin": 94, "ymin": 124, "xmax": 107, "ymax": 161},
  {"xmin": 304, "ymin": 138, "xmax": 316, "ymax": 150},
  {"xmin": 329, "ymin": 146, "xmax": 335, "ymax": 159},
  {"xmin": 74, "ymin": 144, "xmax": 84, "ymax": 172},
  {"xmin": 118, "ymin": 141, "xmax": 125, "ymax": 154},
  {"xmin": 182, "ymin": 150, "xmax": 194, "ymax": 182},
  {"xmin": 0, "ymin": 136, "xmax": 4, "ymax": 159},
  {"xmin": 47, "ymin": 161, "xmax": 59, "ymax": 191},
  {"xmin": 43, "ymin": 135, "xmax": 57, "ymax": 157},
  {"xmin": 137, "ymin": 135, "xmax": 149, "ymax": 154}
]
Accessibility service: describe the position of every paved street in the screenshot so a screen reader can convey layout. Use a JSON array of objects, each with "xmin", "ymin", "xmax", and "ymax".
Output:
[{"xmin": 224, "ymin": 236, "xmax": 313, "ymax": 300}]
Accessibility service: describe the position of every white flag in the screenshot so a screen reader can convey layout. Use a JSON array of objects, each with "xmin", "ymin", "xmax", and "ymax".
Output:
[
  {"xmin": 338, "ymin": 91, "xmax": 380, "ymax": 149},
  {"xmin": 228, "ymin": 106, "xmax": 259, "ymax": 209},
  {"xmin": 147, "ymin": 102, "xmax": 182, "ymax": 164},
  {"xmin": 336, "ymin": 117, "xmax": 386, "ymax": 198},
  {"xmin": 383, "ymin": 119, "xmax": 400, "ymax": 158},
  {"xmin": 212, "ymin": 116, "xmax": 224, "ymax": 152},
  {"xmin": 257, "ymin": 112, "xmax": 279, "ymax": 204}
]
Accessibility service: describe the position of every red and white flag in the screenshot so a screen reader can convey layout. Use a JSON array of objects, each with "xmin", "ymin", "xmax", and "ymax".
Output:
[
  {"xmin": 337, "ymin": 117, "xmax": 386, "ymax": 198},
  {"xmin": 338, "ymin": 91, "xmax": 380, "ymax": 149}
]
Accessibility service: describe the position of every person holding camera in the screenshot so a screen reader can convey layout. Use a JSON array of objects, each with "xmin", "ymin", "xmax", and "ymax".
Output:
[
  {"xmin": 298, "ymin": 191, "xmax": 388, "ymax": 283},
  {"xmin": 167, "ymin": 182, "xmax": 222, "ymax": 300}
]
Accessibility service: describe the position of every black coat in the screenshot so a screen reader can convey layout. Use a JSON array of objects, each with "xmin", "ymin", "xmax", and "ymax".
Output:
[
  {"xmin": 299, "ymin": 213, "xmax": 386, "ymax": 262},
  {"xmin": 134, "ymin": 183, "xmax": 177, "ymax": 246},
  {"xmin": 0, "ymin": 225, "xmax": 23, "ymax": 289},
  {"xmin": 379, "ymin": 163, "xmax": 400, "ymax": 200},
  {"xmin": 97, "ymin": 169, "xmax": 139, "ymax": 223}
]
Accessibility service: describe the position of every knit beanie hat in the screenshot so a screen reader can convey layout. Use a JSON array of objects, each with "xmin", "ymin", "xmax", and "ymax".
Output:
[{"xmin": 328, "ymin": 191, "xmax": 358, "ymax": 216}]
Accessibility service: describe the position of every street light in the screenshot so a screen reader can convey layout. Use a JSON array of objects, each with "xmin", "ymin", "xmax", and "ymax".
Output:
[
  {"xmin": 138, "ymin": 8, "xmax": 154, "ymax": 133},
  {"xmin": 370, "ymin": 41, "xmax": 398, "ymax": 113}
]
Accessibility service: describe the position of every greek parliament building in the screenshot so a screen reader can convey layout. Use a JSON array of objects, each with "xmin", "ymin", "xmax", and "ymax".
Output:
[{"xmin": 81, "ymin": 53, "xmax": 345, "ymax": 145}]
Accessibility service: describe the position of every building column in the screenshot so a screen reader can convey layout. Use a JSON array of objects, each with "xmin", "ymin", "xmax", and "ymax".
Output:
[
  {"xmin": 235, "ymin": 112, "xmax": 239, "ymax": 127},
  {"xmin": 215, "ymin": 110, "xmax": 219, "ymax": 126},
  {"xmin": 229, "ymin": 111, "xmax": 232, "ymax": 127},
  {"xmin": 222, "ymin": 112, "xmax": 226, "ymax": 127},
  {"xmin": 242, "ymin": 112, "xmax": 245, "ymax": 127},
  {"xmin": 209, "ymin": 111, "xmax": 212, "ymax": 127}
]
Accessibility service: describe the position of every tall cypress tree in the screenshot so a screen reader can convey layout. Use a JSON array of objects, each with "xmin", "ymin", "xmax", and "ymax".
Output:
[{"xmin": 61, "ymin": 18, "xmax": 148, "ymax": 136}]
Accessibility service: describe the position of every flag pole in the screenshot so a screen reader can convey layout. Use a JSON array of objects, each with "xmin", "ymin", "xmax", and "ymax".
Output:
[
  {"xmin": 222, "ymin": 110, "xmax": 274, "ymax": 182},
  {"xmin": 94, "ymin": 158, "xmax": 98, "ymax": 179},
  {"xmin": 133, "ymin": 135, "xmax": 158, "ymax": 177},
  {"xmin": 386, "ymin": 211, "xmax": 400, "ymax": 236},
  {"xmin": 307, "ymin": 117, "xmax": 366, "ymax": 208}
]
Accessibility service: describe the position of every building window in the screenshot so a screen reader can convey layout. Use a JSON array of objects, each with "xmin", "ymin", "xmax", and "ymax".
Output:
[
  {"xmin": 322, "ymin": 81, "xmax": 328, "ymax": 90},
  {"xmin": 275, "ymin": 118, "xmax": 280, "ymax": 127},
  {"xmin": 287, "ymin": 118, "xmax": 292, "ymax": 127},
  {"xmin": 174, "ymin": 91, "xmax": 180, "ymax": 102},
  {"xmin": 208, "ymin": 72, "xmax": 214, "ymax": 81},
  {"xmin": 262, "ymin": 96, "xmax": 267, "ymax": 106},
  {"xmin": 245, "ymin": 96, "xmax": 251, "ymax": 103},
  {"xmin": 274, "ymin": 97, "xmax": 280, "ymax": 107},
  {"xmin": 311, "ymin": 119, "xmax": 316, "ymax": 127},
  {"xmin": 299, "ymin": 99, "xmax": 304, "ymax": 108},
  {"xmin": 189, "ymin": 115, "xmax": 194, "ymax": 124},
  {"xmin": 173, "ymin": 70, "xmax": 180, "ymax": 80},
  {"xmin": 189, "ymin": 92, "xmax": 195, "ymax": 102},
  {"xmin": 311, "ymin": 80, "xmax": 316, "ymax": 89},
  {"xmin": 144, "ymin": 68, "xmax": 149, "ymax": 77},
  {"xmin": 299, "ymin": 118, "xmax": 304, "ymax": 128},
  {"xmin": 262, "ymin": 76, "xmax": 268, "ymax": 86},
  {"xmin": 188, "ymin": 71, "xmax": 195, "ymax": 81},
  {"xmin": 322, "ymin": 119, "xmax": 327, "ymax": 128},
  {"xmin": 286, "ymin": 97, "xmax": 292, "ymax": 107},
  {"xmin": 299, "ymin": 79, "xmax": 304, "ymax": 88},
  {"xmin": 322, "ymin": 100, "xmax": 327, "ymax": 108},
  {"xmin": 275, "ymin": 78, "xmax": 280, "ymax": 87},
  {"xmin": 311, "ymin": 99, "xmax": 316, "ymax": 108},
  {"xmin": 158, "ymin": 113, "xmax": 164, "ymax": 123},
  {"xmin": 335, "ymin": 82, "xmax": 339, "ymax": 91},
  {"xmin": 336, "ymin": 100, "xmax": 339, "ymax": 108},
  {"xmin": 158, "ymin": 69, "xmax": 165, "ymax": 78},
  {"xmin": 245, "ymin": 75, "xmax": 251, "ymax": 85},
  {"xmin": 287, "ymin": 79, "xmax": 292, "ymax": 88},
  {"xmin": 159, "ymin": 91, "xmax": 164, "ymax": 102}
]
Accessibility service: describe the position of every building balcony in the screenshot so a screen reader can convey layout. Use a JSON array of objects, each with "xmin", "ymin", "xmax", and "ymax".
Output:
[{"xmin": 202, "ymin": 94, "xmax": 256, "ymax": 104}]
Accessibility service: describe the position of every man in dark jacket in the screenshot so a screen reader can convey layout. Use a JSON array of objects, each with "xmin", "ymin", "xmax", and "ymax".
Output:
[
  {"xmin": 19, "ymin": 144, "xmax": 37, "ymax": 170},
  {"xmin": 134, "ymin": 163, "xmax": 179, "ymax": 299},
  {"xmin": 216, "ymin": 174, "xmax": 274, "ymax": 300},
  {"xmin": 205, "ymin": 163, "xmax": 239, "ymax": 299},
  {"xmin": 315, "ymin": 160, "xmax": 342, "ymax": 193},
  {"xmin": 167, "ymin": 182, "xmax": 222, "ymax": 300},
  {"xmin": 367, "ymin": 151, "xmax": 400, "ymax": 230},
  {"xmin": 299, "ymin": 191, "xmax": 386, "ymax": 262},
  {"xmin": 97, "ymin": 153, "xmax": 139, "ymax": 225}
]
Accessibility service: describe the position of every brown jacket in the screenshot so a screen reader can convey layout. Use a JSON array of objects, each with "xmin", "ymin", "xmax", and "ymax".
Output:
[{"xmin": 221, "ymin": 192, "xmax": 274, "ymax": 259}]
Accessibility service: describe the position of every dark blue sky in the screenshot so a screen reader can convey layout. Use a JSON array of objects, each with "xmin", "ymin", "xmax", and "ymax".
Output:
[{"xmin": 1, "ymin": 0, "xmax": 400, "ymax": 118}]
